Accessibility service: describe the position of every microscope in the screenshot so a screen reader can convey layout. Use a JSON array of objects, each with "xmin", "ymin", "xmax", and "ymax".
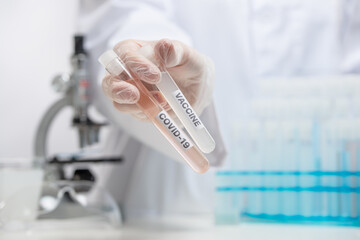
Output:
[{"xmin": 34, "ymin": 35, "xmax": 122, "ymax": 182}]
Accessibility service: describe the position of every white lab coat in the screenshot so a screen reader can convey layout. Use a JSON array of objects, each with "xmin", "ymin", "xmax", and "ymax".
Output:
[{"xmin": 78, "ymin": 0, "xmax": 360, "ymax": 220}]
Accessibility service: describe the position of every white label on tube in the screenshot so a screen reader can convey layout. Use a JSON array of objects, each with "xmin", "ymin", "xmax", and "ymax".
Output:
[
  {"xmin": 172, "ymin": 90, "xmax": 204, "ymax": 129},
  {"xmin": 156, "ymin": 110, "xmax": 193, "ymax": 150}
]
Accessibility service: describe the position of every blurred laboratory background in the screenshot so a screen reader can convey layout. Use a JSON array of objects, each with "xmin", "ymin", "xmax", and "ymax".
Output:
[
  {"xmin": 1, "ymin": 0, "xmax": 360, "ymax": 239},
  {"xmin": 0, "ymin": 0, "xmax": 83, "ymax": 158}
]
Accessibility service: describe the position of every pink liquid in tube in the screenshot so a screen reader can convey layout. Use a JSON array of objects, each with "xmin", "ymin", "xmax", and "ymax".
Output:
[{"xmin": 99, "ymin": 50, "xmax": 209, "ymax": 174}]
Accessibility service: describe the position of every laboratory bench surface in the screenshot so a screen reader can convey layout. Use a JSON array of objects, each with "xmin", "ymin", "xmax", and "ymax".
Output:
[{"xmin": 0, "ymin": 215, "xmax": 359, "ymax": 240}]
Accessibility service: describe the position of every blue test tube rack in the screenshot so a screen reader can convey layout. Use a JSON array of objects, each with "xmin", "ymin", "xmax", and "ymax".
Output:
[{"xmin": 215, "ymin": 171, "xmax": 360, "ymax": 226}]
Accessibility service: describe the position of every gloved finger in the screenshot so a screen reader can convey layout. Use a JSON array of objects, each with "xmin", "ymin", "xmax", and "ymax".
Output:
[
  {"xmin": 154, "ymin": 39, "xmax": 188, "ymax": 68},
  {"xmin": 112, "ymin": 102, "xmax": 143, "ymax": 115},
  {"xmin": 131, "ymin": 112, "xmax": 149, "ymax": 122},
  {"xmin": 113, "ymin": 40, "xmax": 161, "ymax": 84},
  {"xmin": 112, "ymin": 91, "xmax": 171, "ymax": 112},
  {"xmin": 113, "ymin": 100, "xmax": 149, "ymax": 121},
  {"xmin": 102, "ymin": 74, "xmax": 140, "ymax": 104}
]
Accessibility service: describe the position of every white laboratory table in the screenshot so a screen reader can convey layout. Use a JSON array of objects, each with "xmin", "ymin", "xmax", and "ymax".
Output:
[{"xmin": 1, "ymin": 215, "xmax": 359, "ymax": 240}]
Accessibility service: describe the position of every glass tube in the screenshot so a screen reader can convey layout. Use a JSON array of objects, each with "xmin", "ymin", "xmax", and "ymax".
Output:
[{"xmin": 138, "ymin": 45, "xmax": 216, "ymax": 154}]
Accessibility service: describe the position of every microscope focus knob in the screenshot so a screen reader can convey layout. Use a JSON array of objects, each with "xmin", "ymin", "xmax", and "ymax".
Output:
[{"xmin": 52, "ymin": 73, "xmax": 71, "ymax": 93}]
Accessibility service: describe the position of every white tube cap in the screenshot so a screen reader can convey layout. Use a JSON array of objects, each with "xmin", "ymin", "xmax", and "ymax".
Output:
[{"xmin": 98, "ymin": 50, "xmax": 118, "ymax": 67}]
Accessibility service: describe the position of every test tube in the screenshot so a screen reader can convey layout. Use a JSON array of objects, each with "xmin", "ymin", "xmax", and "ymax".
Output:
[
  {"xmin": 98, "ymin": 50, "xmax": 210, "ymax": 174},
  {"xmin": 137, "ymin": 45, "xmax": 216, "ymax": 154}
]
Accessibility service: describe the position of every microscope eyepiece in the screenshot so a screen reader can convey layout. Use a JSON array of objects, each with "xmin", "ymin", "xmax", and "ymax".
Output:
[{"xmin": 74, "ymin": 35, "xmax": 87, "ymax": 55}]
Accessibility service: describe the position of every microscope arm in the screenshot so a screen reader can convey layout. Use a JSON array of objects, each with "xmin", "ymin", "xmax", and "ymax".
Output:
[{"xmin": 34, "ymin": 97, "xmax": 71, "ymax": 166}]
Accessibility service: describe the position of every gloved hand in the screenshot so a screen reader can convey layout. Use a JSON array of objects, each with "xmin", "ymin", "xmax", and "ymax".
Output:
[{"xmin": 101, "ymin": 39, "xmax": 214, "ymax": 121}]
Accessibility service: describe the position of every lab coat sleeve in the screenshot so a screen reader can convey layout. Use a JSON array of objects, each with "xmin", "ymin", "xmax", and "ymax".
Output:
[{"xmin": 84, "ymin": 0, "xmax": 227, "ymax": 166}]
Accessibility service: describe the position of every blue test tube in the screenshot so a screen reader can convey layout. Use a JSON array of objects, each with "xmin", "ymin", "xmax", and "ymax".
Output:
[
  {"xmin": 357, "ymin": 145, "xmax": 360, "ymax": 220},
  {"xmin": 282, "ymin": 122, "xmax": 298, "ymax": 217},
  {"xmin": 262, "ymin": 121, "xmax": 281, "ymax": 218},
  {"xmin": 312, "ymin": 122, "xmax": 322, "ymax": 218},
  {"xmin": 287, "ymin": 125, "xmax": 301, "ymax": 217},
  {"xmin": 340, "ymin": 140, "xmax": 351, "ymax": 219},
  {"xmin": 299, "ymin": 121, "xmax": 314, "ymax": 218},
  {"xmin": 245, "ymin": 121, "xmax": 263, "ymax": 217}
]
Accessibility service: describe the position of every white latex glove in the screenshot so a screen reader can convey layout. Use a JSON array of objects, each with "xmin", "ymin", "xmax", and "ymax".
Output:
[{"xmin": 101, "ymin": 39, "xmax": 214, "ymax": 121}]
